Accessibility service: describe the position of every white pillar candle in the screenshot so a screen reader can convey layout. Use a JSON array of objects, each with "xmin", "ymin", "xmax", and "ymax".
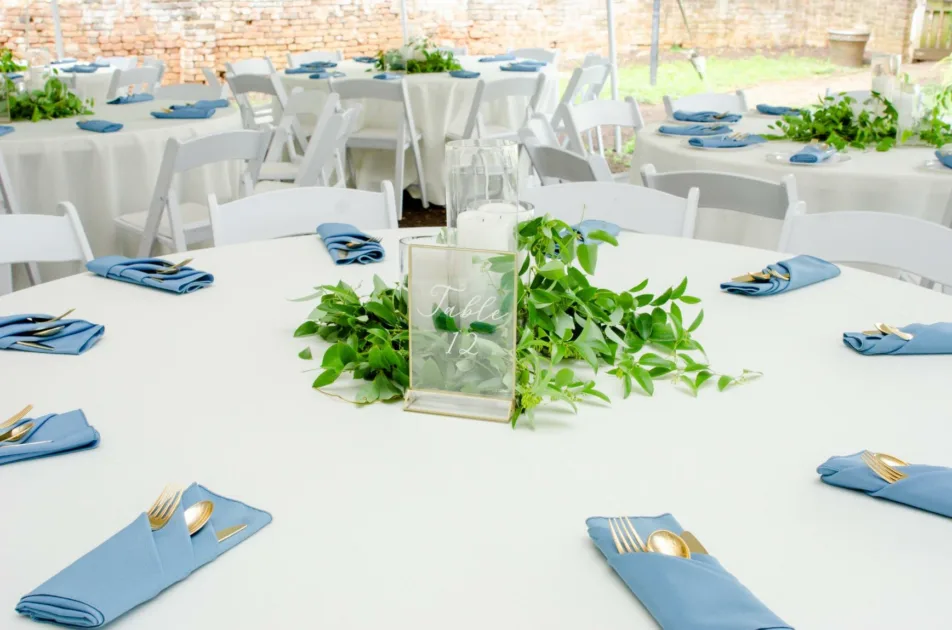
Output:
[{"xmin": 457, "ymin": 202, "xmax": 532, "ymax": 252}]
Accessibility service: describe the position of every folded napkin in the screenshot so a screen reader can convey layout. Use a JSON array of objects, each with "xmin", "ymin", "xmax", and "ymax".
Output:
[
  {"xmin": 354, "ymin": 56, "xmax": 377, "ymax": 63},
  {"xmin": 516, "ymin": 59, "xmax": 547, "ymax": 66},
  {"xmin": 0, "ymin": 126, "xmax": 14, "ymax": 137},
  {"xmin": 308, "ymin": 71, "xmax": 331, "ymax": 80},
  {"xmin": 587, "ymin": 514, "xmax": 792, "ymax": 630},
  {"xmin": 327, "ymin": 71, "xmax": 346, "ymax": 78},
  {"xmin": 478, "ymin": 53, "xmax": 516, "ymax": 62},
  {"xmin": 818, "ymin": 452, "xmax": 952, "ymax": 517},
  {"xmin": 756, "ymin": 104, "xmax": 801, "ymax": 116},
  {"xmin": 843, "ymin": 322, "xmax": 952, "ymax": 355},
  {"xmin": 689, "ymin": 134, "xmax": 766, "ymax": 149},
  {"xmin": 285, "ymin": 67, "xmax": 315, "ymax": 74},
  {"xmin": 317, "ymin": 222, "xmax": 384, "ymax": 265},
  {"xmin": 86, "ymin": 256, "xmax": 214, "ymax": 294},
  {"xmin": 76, "ymin": 120, "xmax": 123, "ymax": 133},
  {"xmin": 302, "ymin": 61, "xmax": 337, "ymax": 69},
  {"xmin": 51, "ymin": 58, "xmax": 78, "ymax": 64},
  {"xmin": 720, "ymin": 255, "xmax": 840, "ymax": 297},
  {"xmin": 673, "ymin": 110, "xmax": 742, "ymax": 123},
  {"xmin": 501, "ymin": 62, "xmax": 541, "ymax": 72},
  {"xmin": 449, "ymin": 70, "xmax": 480, "ymax": 79},
  {"xmin": 5, "ymin": 73, "xmax": 23, "ymax": 80},
  {"xmin": 150, "ymin": 107, "xmax": 216, "ymax": 119},
  {"xmin": 0, "ymin": 410, "xmax": 99, "ymax": 467},
  {"xmin": 0, "ymin": 314, "xmax": 104, "ymax": 355},
  {"xmin": 934, "ymin": 150, "xmax": 952, "ymax": 169},
  {"xmin": 107, "ymin": 94, "xmax": 153, "ymax": 106},
  {"xmin": 90, "ymin": 62, "xmax": 111, "ymax": 68},
  {"xmin": 170, "ymin": 99, "xmax": 229, "ymax": 110},
  {"xmin": 790, "ymin": 144, "xmax": 836, "ymax": 164},
  {"xmin": 373, "ymin": 73, "xmax": 402, "ymax": 80},
  {"xmin": 16, "ymin": 483, "xmax": 271, "ymax": 627},
  {"xmin": 63, "ymin": 65, "xmax": 99, "ymax": 73},
  {"xmin": 658, "ymin": 124, "xmax": 732, "ymax": 136},
  {"xmin": 574, "ymin": 219, "xmax": 620, "ymax": 244}
]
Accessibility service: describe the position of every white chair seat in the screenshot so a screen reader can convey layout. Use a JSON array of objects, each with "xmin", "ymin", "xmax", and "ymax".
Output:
[
  {"xmin": 253, "ymin": 180, "xmax": 295, "ymax": 194},
  {"xmin": 446, "ymin": 124, "xmax": 516, "ymax": 141},
  {"xmin": 347, "ymin": 127, "xmax": 422, "ymax": 149},
  {"xmin": 258, "ymin": 162, "xmax": 300, "ymax": 182},
  {"xmin": 115, "ymin": 202, "xmax": 212, "ymax": 242}
]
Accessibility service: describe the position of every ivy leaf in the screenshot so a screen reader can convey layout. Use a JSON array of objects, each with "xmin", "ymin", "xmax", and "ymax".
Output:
[
  {"xmin": 679, "ymin": 295, "xmax": 701, "ymax": 304},
  {"xmin": 630, "ymin": 365, "xmax": 654, "ymax": 396},
  {"xmin": 687, "ymin": 309, "xmax": 704, "ymax": 332},
  {"xmin": 298, "ymin": 347, "xmax": 312, "ymax": 360},
  {"xmin": 537, "ymin": 260, "xmax": 566, "ymax": 280},
  {"xmin": 651, "ymin": 287, "xmax": 673, "ymax": 306},
  {"xmin": 469, "ymin": 321, "xmax": 497, "ymax": 334},
  {"xmin": 586, "ymin": 229, "xmax": 618, "ymax": 246},
  {"xmin": 577, "ymin": 243, "xmax": 598, "ymax": 275},
  {"xmin": 629, "ymin": 279, "xmax": 649, "ymax": 293},
  {"xmin": 671, "ymin": 277, "xmax": 688, "ymax": 299},
  {"xmin": 639, "ymin": 353, "xmax": 676, "ymax": 370},
  {"xmin": 554, "ymin": 368, "xmax": 574, "ymax": 388},
  {"xmin": 554, "ymin": 312, "xmax": 575, "ymax": 340},
  {"xmin": 717, "ymin": 375, "xmax": 734, "ymax": 391},
  {"xmin": 365, "ymin": 301, "xmax": 397, "ymax": 325},
  {"xmin": 312, "ymin": 368, "xmax": 340, "ymax": 388},
  {"xmin": 294, "ymin": 321, "xmax": 318, "ymax": 337},
  {"xmin": 695, "ymin": 370, "xmax": 714, "ymax": 389},
  {"xmin": 680, "ymin": 375, "xmax": 699, "ymax": 396},
  {"xmin": 432, "ymin": 308, "xmax": 460, "ymax": 332}
]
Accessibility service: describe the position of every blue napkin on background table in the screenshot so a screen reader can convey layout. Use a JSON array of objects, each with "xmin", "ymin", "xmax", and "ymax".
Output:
[
  {"xmin": 501, "ymin": 62, "xmax": 540, "ymax": 72},
  {"xmin": 450, "ymin": 70, "xmax": 480, "ymax": 79},
  {"xmin": 757, "ymin": 104, "xmax": 801, "ymax": 116},
  {"xmin": 658, "ymin": 124, "xmax": 732, "ymax": 136},
  {"xmin": 63, "ymin": 65, "xmax": 98, "ymax": 73},
  {"xmin": 354, "ymin": 56, "xmax": 377, "ymax": 63},
  {"xmin": 790, "ymin": 144, "xmax": 836, "ymax": 164},
  {"xmin": 76, "ymin": 120, "xmax": 123, "ymax": 133},
  {"xmin": 720, "ymin": 255, "xmax": 840, "ymax": 297},
  {"xmin": 673, "ymin": 110, "xmax": 742, "ymax": 123},
  {"xmin": 308, "ymin": 71, "xmax": 330, "ymax": 80},
  {"xmin": 285, "ymin": 67, "xmax": 315, "ymax": 74},
  {"xmin": 0, "ymin": 126, "xmax": 14, "ymax": 137},
  {"xmin": 302, "ymin": 61, "xmax": 337, "ymax": 69},
  {"xmin": 575, "ymin": 219, "xmax": 620, "ymax": 244},
  {"xmin": 818, "ymin": 452, "xmax": 952, "ymax": 517},
  {"xmin": 0, "ymin": 410, "xmax": 99, "ymax": 467},
  {"xmin": 150, "ymin": 107, "xmax": 216, "ymax": 119},
  {"xmin": 479, "ymin": 53, "xmax": 516, "ymax": 62},
  {"xmin": 373, "ymin": 73, "xmax": 401, "ymax": 80},
  {"xmin": 86, "ymin": 256, "xmax": 214, "ymax": 294},
  {"xmin": 934, "ymin": 150, "xmax": 952, "ymax": 169},
  {"xmin": 689, "ymin": 134, "xmax": 766, "ymax": 148},
  {"xmin": 587, "ymin": 514, "xmax": 792, "ymax": 630},
  {"xmin": 51, "ymin": 58, "xmax": 78, "ymax": 64},
  {"xmin": 317, "ymin": 223, "xmax": 384, "ymax": 265},
  {"xmin": 16, "ymin": 483, "xmax": 271, "ymax": 628},
  {"xmin": 0, "ymin": 314, "xmax": 104, "ymax": 354},
  {"xmin": 106, "ymin": 93, "xmax": 154, "ymax": 105},
  {"xmin": 843, "ymin": 322, "xmax": 952, "ymax": 355},
  {"xmin": 5, "ymin": 73, "xmax": 23, "ymax": 80},
  {"xmin": 170, "ymin": 99, "xmax": 229, "ymax": 110}
]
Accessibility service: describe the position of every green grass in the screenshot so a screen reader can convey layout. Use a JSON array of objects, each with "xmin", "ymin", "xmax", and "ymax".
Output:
[{"xmin": 616, "ymin": 54, "xmax": 848, "ymax": 105}]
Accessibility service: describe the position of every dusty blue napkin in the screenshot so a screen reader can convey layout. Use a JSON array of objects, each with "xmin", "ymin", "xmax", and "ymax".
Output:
[
  {"xmin": 5, "ymin": 73, "xmax": 23, "ymax": 80},
  {"xmin": 658, "ymin": 124, "xmax": 732, "ymax": 136},
  {"xmin": 63, "ymin": 65, "xmax": 98, "ymax": 73},
  {"xmin": 76, "ymin": 120, "xmax": 123, "ymax": 133},
  {"xmin": 0, "ymin": 410, "xmax": 99, "ymax": 467},
  {"xmin": 790, "ymin": 145, "xmax": 836, "ymax": 164},
  {"xmin": 720, "ymin": 255, "xmax": 840, "ymax": 297},
  {"xmin": 170, "ymin": 99, "xmax": 229, "ymax": 110},
  {"xmin": 757, "ymin": 104, "xmax": 800, "ymax": 116},
  {"xmin": 818, "ymin": 452, "xmax": 952, "ymax": 517},
  {"xmin": 317, "ymin": 222, "xmax": 384, "ymax": 265},
  {"xmin": 934, "ymin": 150, "xmax": 952, "ymax": 169},
  {"xmin": 479, "ymin": 53, "xmax": 516, "ymax": 62},
  {"xmin": 285, "ymin": 67, "xmax": 315, "ymax": 75},
  {"xmin": 689, "ymin": 134, "xmax": 766, "ymax": 148},
  {"xmin": 450, "ymin": 70, "xmax": 480, "ymax": 79},
  {"xmin": 373, "ymin": 73, "xmax": 401, "ymax": 80},
  {"xmin": 106, "ymin": 93, "xmax": 154, "ymax": 105},
  {"xmin": 150, "ymin": 108, "xmax": 216, "ymax": 119},
  {"xmin": 0, "ymin": 126, "xmax": 14, "ymax": 137},
  {"xmin": 843, "ymin": 322, "xmax": 952, "ymax": 355},
  {"xmin": 308, "ymin": 71, "xmax": 330, "ymax": 80},
  {"xmin": 575, "ymin": 219, "xmax": 620, "ymax": 243},
  {"xmin": 673, "ymin": 110, "xmax": 742, "ymax": 123},
  {"xmin": 354, "ymin": 56, "xmax": 377, "ymax": 63},
  {"xmin": 0, "ymin": 314, "xmax": 104, "ymax": 354},
  {"xmin": 16, "ymin": 483, "xmax": 271, "ymax": 627},
  {"xmin": 51, "ymin": 58, "xmax": 78, "ymax": 64},
  {"xmin": 587, "ymin": 514, "xmax": 792, "ymax": 630},
  {"xmin": 86, "ymin": 256, "xmax": 214, "ymax": 294},
  {"xmin": 302, "ymin": 61, "xmax": 337, "ymax": 69},
  {"xmin": 501, "ymin": 62, "xmax": 540, "ymax": 72}
]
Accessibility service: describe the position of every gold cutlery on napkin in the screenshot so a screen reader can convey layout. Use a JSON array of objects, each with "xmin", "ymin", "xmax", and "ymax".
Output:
[
  {"xmin": 0, "ymin": 440, "xmax": 51, "ymax": 449},
  {"xmin": 680, "ymin": 531, "xmax": 708, "ymax": 555},
  {"xmin": 215, "ymin": 524, "xmax": 247, "ymax": 543},
  {"xmin": 147, "ymin": 485, "xmax": 185, "ymax": 531},
  {"xmin": 608, "ymin": 517, "xmax": 695, "ymax": 559},
  {"xmin": 861, "ymin": 450, "xmax": 908, "ymax": 484},
  {"xmin": 151, "ymin": 258, "xmax": 194, "ymax": 275},
  {"xmin": 15, "ymin": 341, "xmax": 55, "ymax": 350},
  {"xmin": 730, "ymin": 269, "xmax": 790, "ymax": 283},
  {"xmin": 344, "ymin": 236, "xmax": 383, "ymax": 248},
  {"xmin": 608, "ymin": 516, "xmax": 646, "ymax": 554},
  {"xmin": 0, "ymin": 422, "xmax": 33, "ymax": 444},
  {"xmin": 876, "ymin": 322, "xmax": 913, "ymax": 341},
  {"xmin": 25, "ymin": 309, "xmax": 75, "ymax": 325},
  {"xmin": 1, "ymin": 404, "xmax": 33, "ymax": 430},
  {"xmin": 184, "ymin": 501, "xmax": 214, "ymax": 536},
  {"xmin": 646, "ymin": 530, "xmax": 692, "ymax": 559}
]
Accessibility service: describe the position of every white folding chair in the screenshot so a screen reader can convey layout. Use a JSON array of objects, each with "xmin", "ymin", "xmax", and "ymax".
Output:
[
  {"xmin": 448, "ymin": 74, "xmax": 547, "ymax": 141},
  {"xmin": 114, "ymin": 129, "xmax": 271, "ymax": 256},
  {"xmin": 286, "ymin": 50, "xmax": 344, "ymax": 68},
  {"xmin": 662, "ymin": 90, "xmax": 748, "ymax": 118},
  {"xmin": 142, "ymin": 56, "xmax": 166, "ymax": 84},
  {"xmin": 202, "ymin": 67, "xmax": 229, "ymax": 98},
  {"xmin": 225, "ymin": 72, "xmax": 291, "ymax": 132},
  {"xmin": 225, "ymin": 57, "xmax": 276, "ymax": 77},
  {"xmin": 437, "ymin": 46, "xmax": 468, "ymax": 56},
  {"xmin": 106, "ymin": 66, "xmax": 161, "ymax": 100},
  {"xmin": 560, "ymin": 97, "xmax": 644, "ymax": 178},
  {"xmin": 154, "ymin": 84, "xmax": 224, "ymax": 101},
  {"xmin": 521, "ymin": 136, "xmax": 614, "ymax": 185},
  {"xmin": 0, "ymin": 153, "xmax": 40, "ymax": 290},
  {"xmin": 0, "ymin": 202, "xmax": 93, "ymax": 296},
  {"xmin": 209, "ymin": 181, "xmax": 397, "ymax": 247},
  {"xmin": 522, "ymin": 112, "xmax": 560, "ymax": 148},
  {"xmin": 95, "ymin": 55, "xmax": 138, "ymax": 70},
  {"xmin": 550, "ymin": 63, "xmax": 611, "ymax": 149},
  {"xmin": 779, "ymin": 205, "xmax": 952, "ymax": 290},
  {"xmin": 509, "ymin": 48, "xmax": 559, "ymax": 65},
  {"xmin": 520, "ymin": 182, "xmax": 697, "ymax": 238},
  {"xmin": 329, "ymin": 77, "xmax": 428, "ymax": 220},
  {"xmin": 260, "ymin": 90, "xmax": 337, "ymax": 178}
]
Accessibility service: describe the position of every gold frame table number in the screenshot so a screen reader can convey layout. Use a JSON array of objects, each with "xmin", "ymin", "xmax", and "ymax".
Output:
[{"xmin": 404, "ymin": 244, "xmax": 518, "ymax": 423}]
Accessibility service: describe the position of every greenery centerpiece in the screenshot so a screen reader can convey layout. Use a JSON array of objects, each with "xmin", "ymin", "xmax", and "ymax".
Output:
[
  {"xmin": 294, "ymin": 216, "xmax": 757, "ymax": 427},
  {"xmin": 1, "ymin": 48, "xmax": 93, "ymax": 122},
  {"xmin": 373, "ymin": 37, "xmax": 462, "ymax": 75}
]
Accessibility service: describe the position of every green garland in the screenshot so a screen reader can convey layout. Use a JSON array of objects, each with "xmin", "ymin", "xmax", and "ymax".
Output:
[
  {"xmin": 294, "ymin": 217, "xmax": 757, "ymax": 427},
  {"xmin": 8, "ymin": 75, "xmax": 94, "ymax": 122},
  {"xmin": 373, "ymin": 39, "xmax": 462, "ymax": 74}
]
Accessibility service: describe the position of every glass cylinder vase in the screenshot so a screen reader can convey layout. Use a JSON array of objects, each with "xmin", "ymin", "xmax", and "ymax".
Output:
[{"xmin": 445, "ymin": 139, "xmax": 519, "ymax": 229}]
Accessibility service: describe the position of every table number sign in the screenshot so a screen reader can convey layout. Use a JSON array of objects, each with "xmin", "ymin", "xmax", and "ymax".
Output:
[{"xmin": 405, "ymin": 244, "xmax": 517, "ymax": 422}]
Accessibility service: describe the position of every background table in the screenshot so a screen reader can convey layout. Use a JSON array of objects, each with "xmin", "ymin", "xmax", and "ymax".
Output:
[
  {"xmin": 0, "ymin": 100, "xmax": 243, "ymax": 277},
  {"xmin": 282, "ymin": 57, "xmax": 559, "ymax": 205},
  {"xmin": 53, "ymin": 65, "xmax": 116, "ymax": 106},
  {"xmin": 1, "ymin": 230, "xmax": 950, "ymax": 628},
  {"xmin": 630, "ymin": 114, "xmax": 952, "ymax": 249}
]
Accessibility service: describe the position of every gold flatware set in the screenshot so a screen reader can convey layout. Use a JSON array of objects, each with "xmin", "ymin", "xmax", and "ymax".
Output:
[
  {"xmin": 14, "ymin": 309, "xmax": 76, "ymax": 350},
  {"xmin": 861, "ymin": 451, "xmax": 909, "ymax": 484},
  {"xmin": 860, "ymin": 323, "xmax": 914, "ymax": 341},
  {"xmin": 146, "ymin": 258, "xmax": 194, "ymax": 282},
  {"xmin": 607, "ymin": 516, "xmax": 707, "ymax": 560},
  {"xmin": 0, "ymin": 404, "xmax": 53, "ymax": 449},
  {"xmin": 344, "ymin": 236, "xmax": 382, "ymax": 248},
  {"xmin": 1, "ymin": 404, "xmax": 32, "ymax": 430},
  {"xmin": 730, "ymin": 269, "xmax": 790, "ymax": 283},
  {"xmin": 147, "ymin": 486, "xmax": 245, "ymax": 542}
]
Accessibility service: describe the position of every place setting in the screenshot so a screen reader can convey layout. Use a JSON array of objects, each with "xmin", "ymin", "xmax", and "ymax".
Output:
[
  {"xmin": 0, "ymin": 404, "xmax": 100, "ymax": 466},
  {"xmin": 0, "ymin": 309, "xmax": 104, "ymax": 354},
  {"xmin": 765, "ymin": 142, "xmax": 851, "ymax": 167}
]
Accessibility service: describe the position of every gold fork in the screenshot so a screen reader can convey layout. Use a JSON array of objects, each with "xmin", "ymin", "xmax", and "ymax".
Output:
[
  {"xmin": 345, "ymin": 236, "xmax": 382, "ymax": 248},
  {"xmin": 861, "ymin": 450, "xmax": 907, "ymax": 484},
  {"xmin": 151, "ymin": 258, "xmax": 194, "ymax": 275},
  {"xmin": 0, "ymin": 404, "xmax": 33, "ymax": 431},
  {"xmin": 147, "ymin": 484, "xmax": 185, "ymax": 531},
  {"xmin": 607, "ymin": 516, "xmax": 647, "ymax": 554}
]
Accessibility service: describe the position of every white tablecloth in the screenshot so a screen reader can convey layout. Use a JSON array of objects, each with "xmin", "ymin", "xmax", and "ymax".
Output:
[
  {"xmin": 1, "ymin": 229, "xmax": 951, "ymax": 628},
  {"xmin": 282, "ymin": 57, "xmax": 559, "ymax": 205},
  {"xmin": 631, "ymin": 115, "xmax": 952, "ymax": 249},
  {"xmin": 0, "ymin": 100, "xmax": 243, "ymax": 275}
]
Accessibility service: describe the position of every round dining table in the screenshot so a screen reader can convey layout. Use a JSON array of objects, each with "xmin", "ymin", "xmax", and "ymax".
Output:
[
  {"xmin": 0, "ymin": 100, "xmax": 243, "ymax": 274},
  {"xmin": 282, "ymin": 57, "xmax": 559, "ymax": 205},
  {"xmin": 1, "ymin": 229, "xmax": 950, "ymax": 628},
  {"xmin": 52, "ymin": 64, "xmax": 117, "ymax": 106},
  {"xmin": 630, "ymin": 114, "xmax": 952, "ymax": 249}
]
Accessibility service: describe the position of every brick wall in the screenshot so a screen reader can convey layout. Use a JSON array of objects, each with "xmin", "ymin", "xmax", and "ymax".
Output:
[{"xmin": 0, "ymin": 0, "xmax": 918, "ymax": 84}]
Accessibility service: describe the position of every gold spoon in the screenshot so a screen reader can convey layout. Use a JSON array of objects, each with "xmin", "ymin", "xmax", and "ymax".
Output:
[
  {"xmin": 0, "ymin": 422, "xmax": 33, "ymax": 444},
  {"xmin": 184, "ymin": 500, "xmax": 214, "ymax": 536},
  {"xmin": 875, "ymin": 322, "xmax": 914, "ymax": 341},
  {"xmin": 875, "ymin": 452, "xmax": 910, "ymax": 468},
  {"xmin": 153, "ymin": 258, "xmax": 194, "ymax": 275},
  {"xmin": 646, "ymin": 530, "xmax": 691, "ymax": 559},
  {"xmin": 0, "ymin": 404, "xmax": 33, "ymax": 431},
  {"xmin": 680, "ymin": 531, "xmax": 708, "ymax": 555}
]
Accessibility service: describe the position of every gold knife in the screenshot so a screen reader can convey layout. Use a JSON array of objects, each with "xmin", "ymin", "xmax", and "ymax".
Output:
[
  {"xmin": 680, "ymin": 531, "xmax": 708, "ymax": 555},
  {"xmin": 215, "ymin": 524, "xmax": 247, "ymax": 543}
]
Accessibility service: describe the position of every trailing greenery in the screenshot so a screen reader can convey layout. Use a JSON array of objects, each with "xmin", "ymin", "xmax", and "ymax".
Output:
[
  {"xmin": 916, "ymin": 84, "xmax": 952, "ymax": 148},
  {"xmin": 1, "ymin": 48, "xmax": 25, "ymax": 74},
  {"xmin": 764, "ymin": 93, "xmax": 898, "ymax": 151},
  {"xmin": 374, "ymin": 38, "xmax": 462, "ymax": 74},
  {"xmin": 9, "ymin": 75, "xmax": 93, "ymax": 122},
  {"xmin": 293, "ymin": 216, "xmax": 757, "ymax": 427}
]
